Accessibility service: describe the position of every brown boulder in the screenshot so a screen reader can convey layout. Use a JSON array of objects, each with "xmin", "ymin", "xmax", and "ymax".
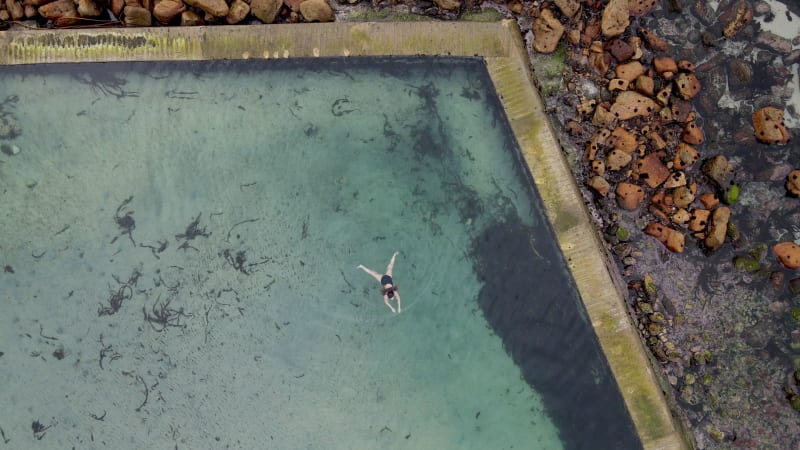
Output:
[
  {"xmin": 616, "ymin": 182, "xmax": 646, "ymax": 210},
  {"xmin": 554, "ymin": 0, "xmax": 580, "ymax": 17},
  {"xmin": 153, "ymin": 0, "xmax": 185, "ymax": 24},
  {"xmin": 681, "ymin": 120, "xmax": 704, "ymax": 145},
  {"xmin": 639, "ymin": 27, "xmax": 669, "ymax": 52},
  {"xmin": 647, "ymin": 131, "xmax": 667, "ymax": 150},
  {"xmin": 629, "ymin": 0, "xmax": 657, "ymax": 15},
  {"xmin": 672, "ymin": 185, "xmax": 695, "ymax": 208},
  {"xmin": 753, "ymin": 106, "xmax": 791, "ymax": 145},
  {"xmin": 591, "ymin": 160, "xmax": 605, "ymax": 175},
  {"xmin": 588, "ymin": 176, "xmax": 611, "ymax": 196},
  {"xmin": 180, "ymin": 10, "xmax": 204, "ymax": 25},
  {"xmin": 655, "ymin": 85, "xmax": 671, "ymax": 106},
  {"xmin": 578, "ymin": 99, "xmax": 598, "ymax": 117},
  {"xmin": 606, "ymin": 38, "xmax": 634, "ymax": 62},
  {"xmin": 250, "ymin": 0, "xmax": 281, "ymax": 23},
  {"xmin": 585, "ymin": 134, "xmax": 602, "ymax": 160},
  {"xmin": 606, "ymin": 149, "xmax": 633, "ymax": 171},
  {"xmin": 653, "ymin": 57, "xmax": 677, "ymax": 79},
  {"xmin": 225, "ymin": 0, "xmax": 250, "ymax": 24},
  {"xmin": 609, "ymin": 78, "xmax": 629, "ymax": 92},
  {"xmin": 110, "ymin": 0, "xmax": 124, "ymax": 16},
  {"xmin": 650, "ymin": 191, "xmax": 675, "ymax": 218},
  {"xmin": 670, "ymin": 98, "xmax": 696, "ymax": 123},
  {"xmin": 699, "ymin": 192, "xmax": 720, "ymax": 209},
  {"xmin": 704, "ymin": 206, "xmax": 731, "ymax": 250},
  {"xmin": 672, "ymin": 208, "xmax": 691, "ymax": 226},
  {"xmin": 663, "ymin": 171, "xmax": 686, "ymax": 189},
  {"xmin": 634, "ymin": 75, "xmax": 654, "ymax": 96},
  {"xmin": 601, "ymin": 0, "xmax": 630, "ymax": 38},
  {"xmin": 6, "ymin": 0, "xmax": 24, "ymax": 20},
  {"xmin": 675, "ymin": 73, "xmax": 701, "ymax": 100},
  {"xmin": 38, "ymin": 0, "xmax": 78, "ymax": 25},
  {"xmin": 678, "ymin": 60, "xmax": 696, "ymax": 72},
  {"xmin": 581, "ymin": 17, "xmax": 601, "ymax": 47},
  {"xmin": 645, "ymin": 222, "xmax": 685, "ymax": 253},
  {"xmin": 589, "ymin": 51, "xmax": 612, "ymax": 75},
  {"xmin": 433, "ymin": 0, "xmax": 460, "ymax": 11},
  {"xmin": 636, "ymin": 153, "xmax": 670, "ymax": 188},
  {"xmin": 615, "ymin": 61, "xmax": 644, "ymax": 82},
  {"xmin": 673, "ymin": 143, "xmax": 699, "ymax": 170},
  {"xmin": 689, "ymin": 209, "xmax": 710, "ymax": 232},
  {"xmin": 723, "ymin": 0, "xmax": 753, "ymax": 39},
  {"xmin": 299, "ymin": 0, "xmax": 334, "ymax": 22},
  {"xmin": 532, "ymin": 9, "xmax": 565, "ymax": 54},
  {"xmin": 184, "ymin": 0, "xmax": 228, "ymax": 17},
  {"xmin": 123, "ymin": 5, "xmax": 151, "ymax": 25},
  {"xmin": 592, "ymin": 104, "xmax": 615, "ymax": 127},
  {"xmin": 284, "ymin": 0, "xmax": 304, "ymax": 11},
  {"xmin": 610, "ymin": 91, "xmax": 660, "ymax": 120},
  {"xmin": 609, "ymin": 126, "xmax": 638, "ymax": 153},
  {"xmin": 774, "ymin": 242, "xmax": 800, "ymax": 270},
  {"xmin": 77, "ymin": 0, "xmax": 102, "ymax": 16},
  {"xmin": 787, "ymin": 170, "xmax": 800, "ymax": 196}
]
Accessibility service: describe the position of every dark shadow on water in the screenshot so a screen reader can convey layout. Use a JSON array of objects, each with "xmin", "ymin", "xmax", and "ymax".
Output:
[
  {"xmin": 471, "ymin": 211, "xmax": 643, "ymax": 450},
  {"xmin": 466, "ymin": 57, "xmax": 643, "ymax": 449}
]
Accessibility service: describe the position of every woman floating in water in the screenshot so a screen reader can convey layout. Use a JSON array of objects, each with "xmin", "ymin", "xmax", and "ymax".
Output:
[{"xmin": 357, "ymin": 252, "xmax": 402, "ymax": 314}]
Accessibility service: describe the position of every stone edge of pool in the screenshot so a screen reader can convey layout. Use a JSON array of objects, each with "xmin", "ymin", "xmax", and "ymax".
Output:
[{"xmin": 0, "ymin": 21, "xmax": 691, "ymax": 450}]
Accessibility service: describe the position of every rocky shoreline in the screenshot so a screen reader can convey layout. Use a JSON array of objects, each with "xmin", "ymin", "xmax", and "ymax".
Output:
[
  {"xmin": 521, "ymin": 1, "xmax": 799, "ymax": 449},
  {"xmin": 2, "ymin": 0, "xmax": 800, "ymax": 448}
]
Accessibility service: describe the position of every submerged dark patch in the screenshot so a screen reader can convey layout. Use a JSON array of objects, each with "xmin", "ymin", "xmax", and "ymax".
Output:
[{"xmin": 471, "ymin": 210, "xmax": 642, "ymax": 450}]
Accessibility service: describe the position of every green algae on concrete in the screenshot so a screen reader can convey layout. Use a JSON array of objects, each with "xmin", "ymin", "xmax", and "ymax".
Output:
[
  {"xmin": 0, "ymin": 20, "xmax": 690, "ymax": 450},
  {"xmin": 462, "ymin": 8, "xmax": 505, "ymax": 22},
  {"xmin": 346, "ymin": 6, "xmax": 431, "ymax": 22}
]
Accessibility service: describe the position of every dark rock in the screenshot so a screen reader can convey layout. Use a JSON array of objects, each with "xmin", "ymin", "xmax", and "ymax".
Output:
[
  {"xmin": 613, "ymin": 243, "xmax": 633, "ymax": 258},
  {"xmin": 605, "ymin": 38, "xmax": 634, "ymax": 62},
  {"xmin": 702, "ymin": 155, "xmax": 735, "ymax": 191},
  {"xmin": 728, "ymin": 59, "xmax": 752, "ymax": 87}
]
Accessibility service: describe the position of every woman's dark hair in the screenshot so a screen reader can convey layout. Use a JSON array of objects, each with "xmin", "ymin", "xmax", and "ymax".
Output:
[{"xmin": 382, "ymin": 283, "xmax": 399, "ymax": 296}]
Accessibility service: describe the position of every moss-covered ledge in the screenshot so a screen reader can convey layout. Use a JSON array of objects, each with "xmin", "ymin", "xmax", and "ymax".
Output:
[
  {"xmin": 0, "ymin": 20, "xmax": 690, "ymax": 450},
  {"xmin": 0, "ymin": 21, "xmax": 511, "ymax": 64}
]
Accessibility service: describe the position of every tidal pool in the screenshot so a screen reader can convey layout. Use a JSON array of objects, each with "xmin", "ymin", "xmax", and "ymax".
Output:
[{"xmin": 0, "ymin": 57, "xmax": 640, "ymax": 449}]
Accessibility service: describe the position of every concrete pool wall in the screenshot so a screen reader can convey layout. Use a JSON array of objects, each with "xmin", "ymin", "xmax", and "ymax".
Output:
[{"xmin": 0, "ymin": 21, "xmax": 690, "ymax": 450}]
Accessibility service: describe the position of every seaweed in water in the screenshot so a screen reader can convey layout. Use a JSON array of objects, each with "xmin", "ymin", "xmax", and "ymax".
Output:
[
  {"xmin": 31, "ymin": 420, "xmax": 50, "ymax": 440},
  {"xmin": 74, "ymin": 71, "xmax": 139, "ymax": 99},
  {"xmin": 175, "ymin": 213, "xmax": 211, "ymax": 251},
  {"xmin": 175, "ymin": 213, "xmax": 211, "ymax": 241},
  {"xmin": 143, "ymin": 294, "xmax": 191, "ymax": 332},
  {"xmin": 111, "ymin": 196, "xmax": 136, "ymax": 246},
  {"xmin": 331, "ymin": 97, "xmax": 357, "ymax": 116},
  {"xmin": 0, "ymin": 94, "xmax": 22, "ymax": 140},
  {"xmin": 220, "ymin": 248, "xmax": 271, "ymax": 275},
  {"xmin": 98, "ymin": 334, "xmax": 121, "ymax": 369},
  {"xmin": 97, "ymin": 268, "xmax": 141, "ymax": 316}
]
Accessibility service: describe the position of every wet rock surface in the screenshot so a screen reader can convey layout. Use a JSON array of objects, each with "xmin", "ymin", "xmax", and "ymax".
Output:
[{"xmin": 477, "ymin": 0, "xmax": 800, "ymax": 448}]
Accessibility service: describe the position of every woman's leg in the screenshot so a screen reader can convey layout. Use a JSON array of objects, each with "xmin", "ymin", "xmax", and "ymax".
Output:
[
  {"xmin": 357, "ymin": 264, "xmax": 383, "ymax": 283},
  {"xmin": 385, "ymin": 252, "xmax": 399, "ymax": 277}
]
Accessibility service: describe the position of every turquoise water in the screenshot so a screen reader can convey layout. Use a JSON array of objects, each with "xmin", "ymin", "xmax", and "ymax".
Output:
[{"xmin": 0, "ymin": 58, "xmax": 639, "ymax": 449}]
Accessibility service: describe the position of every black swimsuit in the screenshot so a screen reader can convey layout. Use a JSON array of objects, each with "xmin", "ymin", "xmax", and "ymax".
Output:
[{"xmin": 380, "ymin": 274, "xmax": 393, "ymax": 286}]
